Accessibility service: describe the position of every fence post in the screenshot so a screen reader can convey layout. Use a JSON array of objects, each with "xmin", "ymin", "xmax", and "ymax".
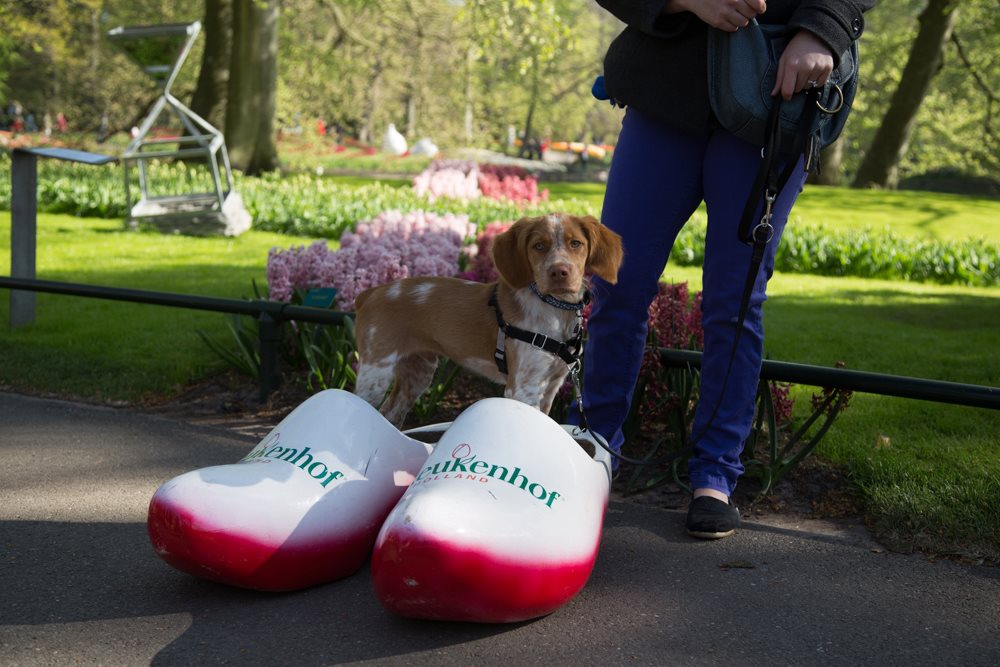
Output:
[
  {"xmin": 258, "ymin": 311, "xmax": 282, "ymax": 401},
  {"xmin": 8, "ymin": 147, "xmax": 116, "ymax": 329},
  {"xmin": 10, "ymin": 150, "xmax": 38, "ymax": 328}
]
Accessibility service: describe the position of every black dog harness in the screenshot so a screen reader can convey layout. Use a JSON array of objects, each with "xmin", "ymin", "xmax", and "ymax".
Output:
[{"xmin": 488, "ymin": 282, "xmax": 588, "ymax": 375}]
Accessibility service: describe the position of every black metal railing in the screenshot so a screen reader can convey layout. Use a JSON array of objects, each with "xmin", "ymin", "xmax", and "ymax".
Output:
[
  {"xmin": 2, "ymin": 275, "xmax": 999, "ymax": 411},
  {"xmin": 659, "ymin": 349, "xmax": 1000, "ymax": 411}
]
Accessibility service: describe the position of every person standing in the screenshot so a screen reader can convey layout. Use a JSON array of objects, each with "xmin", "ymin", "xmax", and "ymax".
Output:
[{"xmin": 577, "ymin": 0, "xmax": 876, "ymax": 538}]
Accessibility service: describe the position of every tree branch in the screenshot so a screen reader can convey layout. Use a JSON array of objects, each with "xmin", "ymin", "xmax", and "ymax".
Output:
[
  {"xmin": 316, "ymin": 0, "xmax": 379, "ymax": 50},
  {"xmin": 950, "ymin": 30, "xmax": 997, "ymax": 141}
]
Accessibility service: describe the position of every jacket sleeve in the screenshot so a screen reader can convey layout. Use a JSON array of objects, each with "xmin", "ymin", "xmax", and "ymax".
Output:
[
  {"xmin": 788, "ymin": 1, "xmax": 878, "ymax": 63},
  {"xmin": 596, "ymin": 0, "xmax": 692, "ymax": 38}
]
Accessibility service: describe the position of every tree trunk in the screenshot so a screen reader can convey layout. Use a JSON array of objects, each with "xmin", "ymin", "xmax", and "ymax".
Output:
[
  {"xmin": 225, "ymin": 0, "xmax": 279, "ymax": 175},
  {"xmin": 814, "ymin": 136, "xmax": 845, "ymax": 186},
  {"xmin": 464, "ymin": 45, "xmax": 475, "ymax": 144},
  {"xmin": 852, "ymin": 0, "xmax": 959, "ymax": 189},
  {"xmin": 190, "ymin": 0, "xmax": 231, "ymax": 130},
  {"xmin": 406, "ymin": 93, "xmax": 417, "ymax": 139},
  {"xmin": 519, "ymin": 67, "xmax": 540, "ymax": 159},
  {"xmin": 359, "ymin": 55, "xmax": 384, "ymax": 146},
  {"xmin": 91, "ymin": 8, "xmax": 100, "ymax": 76}
]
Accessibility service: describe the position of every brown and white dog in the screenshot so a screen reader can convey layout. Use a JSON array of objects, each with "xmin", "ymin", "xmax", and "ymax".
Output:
[{"xmin": 353, "ymin": 213, "xmax": 624, "ymax": 428}]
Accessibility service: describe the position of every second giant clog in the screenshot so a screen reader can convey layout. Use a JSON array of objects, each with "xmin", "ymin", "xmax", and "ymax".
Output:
[{"xmin": 372, "ymin": 398, "xmax": 611, "ymax": 622}]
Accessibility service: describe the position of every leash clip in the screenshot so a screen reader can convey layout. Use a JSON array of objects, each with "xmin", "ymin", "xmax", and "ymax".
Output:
[
  {"xmin": 569, "ymin": 359, "xmax": 587, "ymax": 425},
  {"xmin": 751, "ymin": 191, "xmax": 777, "ymax": 244}
]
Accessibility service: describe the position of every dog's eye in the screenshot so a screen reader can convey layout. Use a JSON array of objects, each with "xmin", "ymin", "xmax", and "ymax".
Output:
[
  {"xmin": 533, "ymin": 242, "xmax": 548, "ymax": 252},
  {"xmin": 569, "ymin": 239, "xmax": 585, "ymax": 250}
]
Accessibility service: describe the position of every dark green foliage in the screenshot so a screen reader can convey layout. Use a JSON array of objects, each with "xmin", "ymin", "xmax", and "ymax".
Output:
[{"xmin": 671, "ymin": 223, "xmax": 1000, "ymax": 287}]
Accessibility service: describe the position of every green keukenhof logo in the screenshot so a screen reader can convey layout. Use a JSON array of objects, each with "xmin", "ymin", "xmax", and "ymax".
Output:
[
  {"xmin": 413, "ymin": 443, "xmax": 563, "ymax": 508},
  {"xmin": 241, "ymin": 432, "xmax": 346, "ymax": 489}
]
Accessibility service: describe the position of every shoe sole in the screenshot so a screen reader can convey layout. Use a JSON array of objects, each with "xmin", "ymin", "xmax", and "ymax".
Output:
[{"xmin": 687, "ymin": 528, "xmax": 735, "ymax": 540}]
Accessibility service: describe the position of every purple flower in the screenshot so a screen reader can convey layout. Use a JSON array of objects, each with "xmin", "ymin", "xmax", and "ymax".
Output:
[{"xmin": 266, "ymin": 210, "xmax": 478, "ymax": 310}]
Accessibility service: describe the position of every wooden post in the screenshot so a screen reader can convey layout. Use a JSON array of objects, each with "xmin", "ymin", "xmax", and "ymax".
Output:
[{"xmin": 10, "ymin": 149, "xmax": 38, "ymax": 328}]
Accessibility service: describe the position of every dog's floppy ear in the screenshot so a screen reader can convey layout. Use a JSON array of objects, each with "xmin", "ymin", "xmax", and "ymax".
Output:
[
  {"xmin": 578, "ymin": 215, "xmax": 624, "ymax": 284},
  {"xmin": 491, "ymin": 218, "xmax": 535, "ymax": 288}
]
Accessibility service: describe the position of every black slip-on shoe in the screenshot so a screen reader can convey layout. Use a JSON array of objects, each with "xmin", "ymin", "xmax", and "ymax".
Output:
[{"xmin": 686, "ymin": 496, "xmax": 740, "ymax": 540}]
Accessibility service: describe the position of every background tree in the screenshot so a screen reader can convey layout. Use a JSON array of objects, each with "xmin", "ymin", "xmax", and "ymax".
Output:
[
  {"xmin": 225, "ymin": 0, "xmax": 279, "ymax": 174},
  {"xmin": 190, "ymin": 0, "xmax": 231, "ymax": 130},
  {"xmin": 853, "ymin": 0, "xmax": 960, "ymax": 189},
  {"xmin": 3, "ymin": 0, "xmax": 996, "ymax": 192},
  {"xmin": 0, "ymin": 5, "xmax": 23, "ymax": 102},
  {"xmin": 465, "ymin": 0, "xmax": 612, "ymax": 152}
]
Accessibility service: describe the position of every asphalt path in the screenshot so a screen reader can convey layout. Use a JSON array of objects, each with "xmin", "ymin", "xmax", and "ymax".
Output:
[{"xmin": 1, "ymin": 392, "xmax": 998, "ymax": 666}]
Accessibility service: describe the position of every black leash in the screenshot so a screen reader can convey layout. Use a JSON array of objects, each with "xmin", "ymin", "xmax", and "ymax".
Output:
[
  {"xmin": 687, "ymin": 86, "xmax": 823, "ymax": 452},
  {"xmin": 569, "ymin": 358, "xmax": 681, "ymax": 467}
]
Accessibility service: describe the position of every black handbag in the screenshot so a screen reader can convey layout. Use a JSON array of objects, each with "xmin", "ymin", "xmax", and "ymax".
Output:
[{"xmin": 707, "ymin": 18, "xmax": 859, "ymax": 151}]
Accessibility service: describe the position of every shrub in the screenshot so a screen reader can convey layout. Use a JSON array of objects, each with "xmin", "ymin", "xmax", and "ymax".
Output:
[
  {"xmin": 257, "ymin": 208, "xmax": 480, "ymax": 412},
  {"xmin": 623, "ymin": 282, "xmax": 705, "ymax": 450},
  {"xmin": 669, "ymin": 222, "xmax": 1000, "ymax": 287},
  {"xmin": 3, "ymin": 154, "xmax": 994, "ymax": 286},
  {"xmin": 477, "ymin": 171, "xmax": 549, "ymax": 204}
]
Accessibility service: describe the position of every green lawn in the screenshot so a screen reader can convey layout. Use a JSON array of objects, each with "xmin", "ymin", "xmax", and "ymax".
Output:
[
  {"xmin": 545, "ymin": 181, "xmax": 1000, "ymax": 244},
  {"xmin": 2, "ymin": 188, "xmax": 999, "ymax": 561},
  {"xmin": 0, "ymin": 212, "xmax": 316, "ymax": 400},
  {"xmin": 657, "ymin": 264, "xmax": 1000, "ymax": 560}
]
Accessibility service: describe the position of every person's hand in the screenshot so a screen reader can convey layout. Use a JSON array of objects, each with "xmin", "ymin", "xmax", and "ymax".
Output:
[
  {"xmin": 663, "ymin": 0, "xmax": 767, "ymax": 32},
  {"xmin": 771, "ymin": 29, "xmax": 834, "ymax": 100}
]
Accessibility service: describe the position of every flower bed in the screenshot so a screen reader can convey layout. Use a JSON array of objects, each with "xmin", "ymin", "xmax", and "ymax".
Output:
[{"xmin": 412, "ymin": 160, "xmax": 549, "ymax": 205}]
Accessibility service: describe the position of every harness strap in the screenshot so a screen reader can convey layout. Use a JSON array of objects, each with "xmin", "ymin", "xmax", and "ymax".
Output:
[{"xmin": 488, "ymin": 285, "xmax": 584, "ymax": 375}]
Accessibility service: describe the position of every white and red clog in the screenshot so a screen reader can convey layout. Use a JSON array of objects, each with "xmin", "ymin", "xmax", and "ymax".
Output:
[
  {"xmin": 147, "ymin": 389, "xmax": 432, "ymax": 591},
  {"xmin": 372, "ymin": 397, "xmax": 612, "ymax": 623}
]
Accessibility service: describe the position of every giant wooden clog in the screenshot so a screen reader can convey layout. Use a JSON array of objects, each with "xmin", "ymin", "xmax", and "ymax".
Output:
[
  {"xmin": 147, "ymin": 389, "xmax": 432, "ymax": 592},
  {"xmin": 372, "ymin": 398, "xmax": 612, "ymax": 623}
]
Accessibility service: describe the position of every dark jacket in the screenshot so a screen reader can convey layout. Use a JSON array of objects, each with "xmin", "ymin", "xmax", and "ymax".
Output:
[{"xmin": 597, "ymin": 0, "xmax": 877, "ymax": 135}]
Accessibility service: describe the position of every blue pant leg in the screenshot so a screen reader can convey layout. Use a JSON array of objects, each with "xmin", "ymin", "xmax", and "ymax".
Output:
[
  {"xmin": 573, "ymin": 109, "xmax": 706, "ymax": 453},
  {"xmin": 687, "ymin": 129, "xmax": 808, "ymax": 496}
]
